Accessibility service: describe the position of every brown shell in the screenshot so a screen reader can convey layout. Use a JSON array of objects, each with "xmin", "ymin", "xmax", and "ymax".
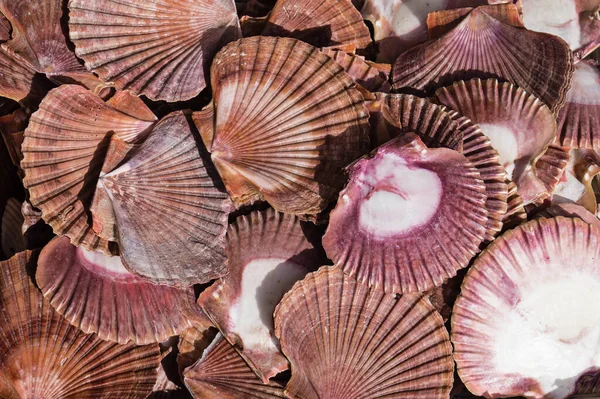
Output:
[
  {"xmin": 323, "ymin": 133, "xmax": 488, "ymax": 294},
  {"xmin": 0, "ymin": 251, "xmax": 160, "ymax": 398},
  {"xmin": 0, "ymin": 108, "xmax": 29, "ymax": 171},
  {"xmin": 274, "ymin": 266, "xmax": 454, "ymax": 399},
  {"xmin": 0, "ymin": 45, "xmax": 46, "ymax": 104},
  {"xmin": 392, "ymin": 7, "xmax": 574, "ymax": 115},
  {"xmin": 197, "ymin": 208, "xmax": 326, "ymax": 382},
  {"xmin": 434, "ymin": 79, "xmax": 557, "ymax": 205},
  {"xmin": 21, "ymin": 85, "xmax": 156, "ymax": 253},
  {"xmin": 177, "ymin": 323, "xmax": 218, "ymax": 374},
  {"xmin": 320, "ymin": 48, "xmax": 391, "ymax": 93},
  {"xmin": 101, "ymin": 111, "xmax": 231, "ymax": 287},
  {"xmin": 1, "ymin": 198, "xmax": 26, "ymax": 258},
  {"xmin": 262, "ymin": 0, "xmax": 371, "ymax": 51},
  {"xmin": 183, "ymin": 333, "xmax": 286, "ymax": 399},
  {"xmin": 556, "ymin": 60, "xmax": 600, "ymax": 149},
  {"xmin": 36, "ymin": 236, "xmax": 201, "ymax": 345},
  {"xmin": 503, "ymin": 179, "xmax": 528, "ymax": 229},
  {"xmin": 69, "ymin": 0, "xmax": 241, "ymax": 102},
  {"xmin": 0, "ymin": 11, "xmax": 9, "ymax": 41},
  {"xmin": 207, "ymin": 36, "xmax": 370, "ymax": 215}
]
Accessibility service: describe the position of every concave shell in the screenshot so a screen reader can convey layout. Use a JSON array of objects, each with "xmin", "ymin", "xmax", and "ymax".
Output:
[
  {"xmin": 553, "ymin": 149, "xmax": 600, "ymax": 214},
  {"xmin": 274, "ymin": 266, "xmax": 454, "ymax": 399},
  {"xmin": 521, "ymin": 0, "xmax": 600, "ymax": 61},
  {"xmin": 101, "ymin": 111, "xmax": 231, "ymax": 287},
  {"xmin": 323, "ymin": 133, "xmax": 488, "ymax": 294},
  {"xmin": 537, "ymin": 203, "xmax": 600, "ymax": 229},
  {"xmin": 0, "ymin": 11, "xmax": 9, "ymax": 41},
  {"xmin": 0, "ymin": 0, "xmax": 104, "ymax": 92},
  {"xmin": 392, "ymin": 6, "xmax": 574, "ymax": 115},
  {"xmin": 262, "ymin": 0, "xmax": 371, "ymax": 51},
  {"xmin": 183, "ymin": 333, "xmax": 286, "ymax": 399},
  {"xmin": 197, "ymin": 208, "xmax": 326, "ymax": 382},
  {"xmin": 0, "ymin": 45, "xmax": 47, "ymax": 105},
  {"xmin": 206, "ymin": 36, "xmax": 370, "ymax": 215},
  {"xmin": 503, "ymin": 179, "xmax": 528, "ymax": 228},
  {"xmin": 556, "ymin": 60, "xmax": 600, "ymax": 149},
  {"xmin": 177, "ymin": 323, "xmax": 218, "ymax": 374},
  {"xmin": 0, "ymin": 251, "xmax": 160, "ymax": 398},
  {"xmin": 1, "ymin": 198, "xmax": 26, "ymax": 259},
  {"xmin": 21, "ymin": 85, "xmax": 157, "ymax": 253},
  {"xmin": 452, "ymin": 216, "xmax": 600, "ymax": 399},
  {"xmin": 320, "ymin": 48, "xmax": 391, "ymax": 93},
  {"xmin": 434, "ymin": 79, "xmax": 557, "ymax": 205},
  {"xmin": 68, "ymin": 0, "xmax": 242, "ymax": 102},
  {"xmin": 359, "ymin": 0, "xmax": 490, "ymax": 63},
  {"xmin": 36, "ymin": 236, "xmax": 201, "ymax": 345},
  {"xmin": 534, "ymin": 143, "xmax": 571, "ymax": 199},
  {"xmin": 0, "ymin": 108, "xmax": 29, "ymax": 172}
]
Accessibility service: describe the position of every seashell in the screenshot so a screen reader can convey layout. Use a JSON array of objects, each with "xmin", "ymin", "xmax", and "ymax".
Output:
[
  {"xmin": 322, "ymin": 133, "xmax": 488, "ymax": 294},
  {"xmin": 0, "ymin": 108, "xmax": 29, "ymax": 171},
  {"xmin": 521, "ymin": 0, "xmax": 600, "ymax": 61},
  {"xmin": 503, "ymin": 179, "xmax": 528, "ymax": 229},
  {"xmin": 101, "ymin": 111, "xmax": 232, "ymax": 287},
  {"xmin": 360, "ymin": 0, "xmax": 490, "ymax": 63},
  {"xmin": 274, "ymin": 266, "xmax": 455, "ymax": 399},
  {"xmin": 0, "ymin": 45, "xmax": 47, "ymax": 105},
  {"xmin": 197, "ymin": 208, "xmax": 326, "ymax": 382},
  {"xmin": 1, "ymin": 198, "xmax": 26, "ymax": 259},
  {"xmin": 68, "ymin": 0, "xmax": 242, "ymax": 102},
  {"xmin": 206, "ymin": 36, "xmax": 370, "ymax": 215},
  {"xmin": 533, "ymin": 144, "xmax": 571, "ymax": 204},
  {"xmin": 21, "ymin": 85, "xmax": 157, "ymax": 253},
  {"xmin": 552, "ymin": 149, "xmax": 599, "ymax": 214},
  {"xmin": 36, "ymin": 236, "xmax": 201, "ymax": 345},
  {"xmin": 20, "ymin": 200, "xmax": 42, "ymax": 235},
  {"xmin": 434, "ymin": 79, "xmax": 557, "ymax": 205},
  {"xmin": 262, "ymin": 0, "xmax": 371, "ymax": 51},
  {"xmin": 320, "ymin": 48, "xmax": 391, "ymax": 93},
  {"xmin": 556, "ymin": 60, "xmax": 600, "ymax": 149},
  {"xmin": 0, "ymin": 11, "xmax": 9, "ymax": 41},
  {"xmin": 183, "ymin": 333, "xmax": 286, "ymax": 399},
  {"xmin": 537, "ymin": 202, "xmax": 600, "ymax": 229},
  {"xmin": 452, "ymin": 216, "xmax": 600, "ymax": 399},
  {"xmin": 392, "ymin": 7, "xmax": 574, "ymax": 115},
  {"xmin": 0, "ymin": 250, "xmax": 161, "ymax": 398},
  {"xmin": 177, "ymin": 323, "xmax": 218, "ymax": 374},
  {"xmin": 571, "ymin": 370, "xmax": 600, "ymax": 398},
  {"xmin": 0, "ymin": 0, "xmax": 105, "ymax": 93}
]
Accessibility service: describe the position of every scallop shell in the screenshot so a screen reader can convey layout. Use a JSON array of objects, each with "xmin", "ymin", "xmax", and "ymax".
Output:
[
  {"xmin": 0, "ymin": 0, "xmax": 105, "ymax": 92},
  {"xmin": 101, "ymin": 111, "xmax": 232, "ymax": 287},
  {"xmin": 0, "ymin": 108, "xmax": 29, "ymax": 171},
  {"xmin": 553, "ymin": 149, "xmax": 600, "ymax": 214},
  {"xmin": 183, "ymin": 333, "xmax": 286, "ymax": 399},
  {"xmin": 21, "ymin": 85, "xmax": 157, "ymax": 253},
  {"xmin": 262, "ymin": 0, "xmax": 371, "ymax": 51},
  {"xmin": 0, "ymin": 45, "xmax": 45, "ymax": 104},
  {"xmin": 434, "ymin": 79, "xmax": 557, "ymax": 205},
  {"xmin": 323, "ymin": 133, "xmax": 488, "ymax": 294},
  {"xmin": 537, "ymin": 203, "xmax": 600, "ymax": 229},
  {"xmin": 556, "ymin": 60, "xmax": 600, "ymax": 149},
  {"xmin": 0, "ymin": 11, "xmax": 9, "ymax": 41},
  {"xmin": 68, "ymin": 0, "xmax": 242, "ymax": 102},
  {"xmin": 207, "ymin": 36, "xmax": 370, "ymax": 215},
  {"xmin": 320, "ymin": 48, "xmax": 391, "ymax": 93},
  {"xmin": 0, "ymin": 251, "xmax": 160, "ymax": 398},
  {"xmin": 503, "ymin": 179, "xmax": 528, "ymax": 228},
  {"xmin": 36, "ymin": 236, "xmax": 201, "ymax": 345},
  {"xmin": 392, "ymin": 7, "xmax": 574, "ymax": 114},
  {"xmin": 197, "ymin": 208, "xmax": 326, "ymax": 382},
  {"xmin": 452, "ymin": 217, "xmax": 600, "ymax": 399},
  {"xmin": 177, "ymin": 323, "xmax": 218, "ymax": 374},
  {"xmin": 534, "ymin": 144, "xmax": 571, "ymax": 203},
  {"xmin": 21, "ymin": 200, "xmax": 42, "ymax": 236},
  {"xmin": 274, "ymin": 266, "xmax": 454, "ymax": 399},
  {"xmin": 1, "ymin": 198, "xmax": 26, "ymax": 259}
]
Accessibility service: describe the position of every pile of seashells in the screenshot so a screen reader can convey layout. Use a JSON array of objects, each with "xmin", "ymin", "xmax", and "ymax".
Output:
[{"xmin": 0, "ymin": 0, "xmax": 599, "ymax": 398}]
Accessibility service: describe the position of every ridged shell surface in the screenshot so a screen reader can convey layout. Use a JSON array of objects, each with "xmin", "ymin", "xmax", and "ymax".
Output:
[
  {"xmin": 0, "ymin": 46, "xmax": 42, "ymax": 104},
  {"xmin": 1, "ymin": 198, "xmax": 26, "ymax": 258},
  {"xmin": 69, "ymin": 0, "xmax": 242, "ymax": 101},
  {"xmin": 209, "ymin": 36, "xmax": 370, "ymax": 215},
  {"xmin": 321, "ymin": 48, "xmax": 391, "ymax": 93},
  {"xmin": 274, "ymin": 266, "xmax": 454, "ymax": 399}
]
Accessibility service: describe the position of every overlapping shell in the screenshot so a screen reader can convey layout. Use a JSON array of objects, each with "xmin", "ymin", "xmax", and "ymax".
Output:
[
  {"xmin": 205, "ymin": 36, "xmax": 370, "ymax": 215},
  {"xmin": 68, "ymin": 0, "xmax": 242, "ymax": 101},
  {"xmin": 0, "ymin": 251, "xmax": 160, "ymax": 398},
  {"xmin": 0, "ymin": 46, "xmax": 45, "ymax": 105},
  {"xmin": 392, "ymin": 6, "xmax": 574, "ymax": 114},
  {"xmin": 274, "ymin": 266, "xmax": 454, "ymax": 399},
  {"xmin": 101, "ymin": 111, "xmax": 232, "ymax": 286},
  {"xmin": 323, "ymin": 133, "xmax": 487, "ymax": 294},
  {"xmin": 1, "ymin": 198, "xmax": 26, "ymax": 258},
  {"xmin": 21, "ymin": 85, "xmax": 157, "ymax": 253},
  {"xmin": 198, "ymin": 208, "xmax": 326, "ymax": 381},
  {"xmin": 321, "ymin": 48, "xmax": 391, "ymax": 93}
]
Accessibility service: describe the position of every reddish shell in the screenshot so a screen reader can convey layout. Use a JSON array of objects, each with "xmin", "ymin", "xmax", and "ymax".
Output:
[{"xmin": 321, "ymin": 48, "xmax": 391, "ymax": 93}]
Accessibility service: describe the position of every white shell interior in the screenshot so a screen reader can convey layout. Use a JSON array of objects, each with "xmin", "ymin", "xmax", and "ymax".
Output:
[
  {"xmin": 79, "ymin": 247, "xmax": 131, "ymax": 275},
  {"xmin": 356, "ymin": 152, "xmax": 442, "ymax": 237},
  {"xmin": 552, "ymin": 171, "xmax": 587, "ymax": 204},
  {"xmin": 568, "ymin": 61, "xmax": 600, "ymax": 105},
  {"xmin": 522, "ymin": 0, "xmax": 581, "ymax": 50},
  {"xmin": 478, "ymin": 123, "xmax": 519, "ymax": 178}
]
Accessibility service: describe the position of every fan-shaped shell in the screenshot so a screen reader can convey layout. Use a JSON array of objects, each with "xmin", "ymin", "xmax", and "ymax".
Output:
[
  {"xmin": 323, "ymin": 133, "xmax": 487, "ymax": 294},
  {"xmin": 274, "ymin": 266, "xmax": 454, "ymax": 399},
  {"xmin": 556, "ymin": 60, "xmax": 600, "ymax": 149},
  {"xmin": 434, "ymin": 79, "xmax": 557, "ymax": 205},
  {"xmin": 262, "ymin": 0, "xmax": 371, "ymax": 51},
  {"xmin": 184, "ymin": 333, "xmax": 286, "ymax": 399},
  {"xmin": 534, "ymin": 144, "xmax": 571, "ymax": 203},
  {"xmin": 21, "ymin": 85, "xmax": 157, "ymax": 253},
  {"xmin": 320, "ymin": 48, "xmax": 391, "ymax": 93},
  {"xmin": 0, "ymin": 251, "xmax": 160, "ymax": 398},
  {"xmin": 452, "ymin": 217, "xmax": 600, "ymax": 399},
  {"xmin": 207, "ymin": 36, "xmax": 370, "ymax": 215},
  {"xmin": 1, "ymin": 198, "xmax": 25, "ymax": 259},
  {"xmin": 503, "ymin": 179, "xmax": 527, "ymax": 228},
  {"xmin": 68, "ymin": 0, "xmax": 242, "ymax": 102},
  {"xmin": 198, "ymin": 208, "xmax": 326, "ymax": 382},
  {"xmin": 392, "ymin": 7, "xmax": 574, "ymax": 114},
  {"xmin": 0, "ymin": 45, "xmax": 46, "ymax": 105},
  {"xmin": 37, "ymin": 236, "xmax": 201, "ymax": 345},
  {"xmin": 101, "ymin": 111, "xmax": 232, "ymax": 287},
  {"xmin": 177, "ymin": 323, "xmax": 218, "ymax": 374}
]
